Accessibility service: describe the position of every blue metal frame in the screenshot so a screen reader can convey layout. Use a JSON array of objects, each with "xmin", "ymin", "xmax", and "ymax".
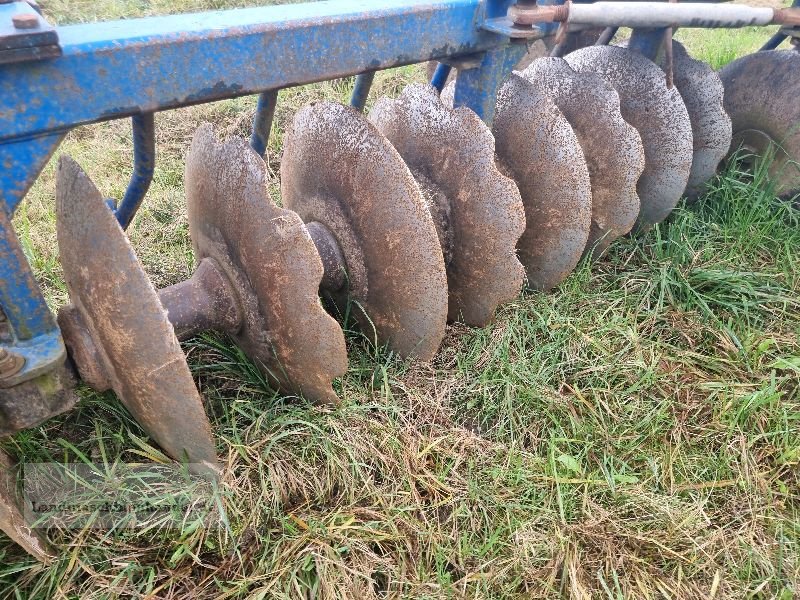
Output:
[
  {"xmin": 453, "ymin": 43, "xmax": 526, "ymax": 122},
  {"xmin": 0, "ymin": 0, "xmax": 520, "ymax": 217},
  {"xmin": 0, "ymin": 0, "xmax": 520, "ymax": 385},
  {"xmin": 0, "ymin": 0, "xmax": 785, "ymax": 388}
]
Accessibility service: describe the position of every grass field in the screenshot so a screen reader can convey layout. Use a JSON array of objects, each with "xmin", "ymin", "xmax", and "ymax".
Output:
[{"xmin": 1, "ymin": 2, "xmax": 799, "ymax": 598}]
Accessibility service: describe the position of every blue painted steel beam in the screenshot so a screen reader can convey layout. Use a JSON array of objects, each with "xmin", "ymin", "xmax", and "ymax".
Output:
[
  {"xmin": 453, "ymin": 43, "xmax": 526, "ymax": 123},
  {"xmin": 0, "ymin": 1, "xmax": 510, "ymax": 145},
  {"xmin": 113, "ymin": 112, "xmax": 155, "ymax": 230}
]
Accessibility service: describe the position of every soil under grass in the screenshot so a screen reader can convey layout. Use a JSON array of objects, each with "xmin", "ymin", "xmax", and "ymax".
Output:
[{"xmin": 1, "ymin": 2, "xmax": 799, "ymax": 598}]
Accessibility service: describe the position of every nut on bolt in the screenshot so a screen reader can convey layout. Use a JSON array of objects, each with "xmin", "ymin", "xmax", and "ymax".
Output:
[
  {"xmin": 774, "ymin": 8, "xmax": 800, "ymax": 27},
  {"xmin": 508, "ymin": 0, "xmax": 569, "ymax": 27},
  {"xmin": 0, "ymin": 348, "xmax": 25, "ymax": 380},
  {"xmin": 12, "ymin": 12, "xmax": 39, "ymax": 30}
]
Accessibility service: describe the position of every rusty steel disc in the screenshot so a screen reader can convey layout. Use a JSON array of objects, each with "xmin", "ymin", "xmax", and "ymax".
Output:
[
  {"xmin": 0, "ymin": 449, "xmax": 54, "ymax": 562},
  {"xmin": 566, "ymin": 45, "xmax": 693, "ymax": 229},
  {"xmin": 660, "ymin": 41, "xmax": 731, "ymax": 199},
  {"xmin": 519, "ymin": 57, "xmax": 644, "ymax": 256},
  {"xmin": 282, "ymin": 101, "xmax": 448, "ymax": 361},
  {"xmin": 56, "ymin": 156, "xmax": 217, "ymax": 474},
  {"xmin": 186, "ymin": 124, "xmax": 348, "ymax": 404},
  {"xmin": 369, "ymin": 83, "xmax": 525, "ymax": 326},
  {"xmin": 720, "ymin": 50, "xmax": 800, "ymax": 196},
  {"xmin": 459, "ymin": 74, "xmax": 591, "ymax": 291}
]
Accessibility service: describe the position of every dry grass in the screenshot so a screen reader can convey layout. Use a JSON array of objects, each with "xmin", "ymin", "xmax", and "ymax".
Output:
[{"xmin": 1, "ymin": 2, "xmax": 799, "ymax": 598}]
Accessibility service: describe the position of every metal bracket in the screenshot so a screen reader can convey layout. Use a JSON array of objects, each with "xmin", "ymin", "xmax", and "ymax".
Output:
[
  {"xmin": 0, "ymin": 1, "xmax": 61, "ymax": 65},
  {"xmin": 481, "ymin": 0, "xmax": 566, "ymax": 40},
  {"xmin": 0, "ymin": 331, "xmax": 66, "ymax": 388},
  {"xmin": 481, "ymin": 16, "xmax": 550, "ymax": 39}
]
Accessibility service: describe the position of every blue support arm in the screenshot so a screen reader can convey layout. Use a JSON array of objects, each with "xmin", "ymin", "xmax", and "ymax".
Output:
[
  {"xmin": 350, "ymin": 71, "xmax": 377, "ymax": 111},
  {"xmin": 430, "ymin": 62, "xmax": 453, "ymax": 92},
  {"xmin": 250, "ymin": 90, "xmax": 278, "ymax": 158},
  {"xmin": 113, "ymin": 112, "xmax": 155, "ymax": 230}
]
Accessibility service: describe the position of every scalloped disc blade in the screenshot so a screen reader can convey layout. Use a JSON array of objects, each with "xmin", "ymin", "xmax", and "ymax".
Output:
[
  {"xmin": 282, "ymin": 102, "xmax": 448, "ymax": 361},
  {"xmin": 186, "ymin": 125, "xmax": 348, "ymax": 404},
  {"xmin": 519, "ymin": 57, "xmax": 644, "ymax": 256},
  {"xmin": 720, "ymin": 50, "xmax": 800, "ymax": 196},
  {"xmin": 0, "ymin": 449, "xmax": 54, "ymax": 563},
  {"xmin": 661, "ymin": 41, "xmax": 731, "ymax": 199},
  {"xmin": 485, "ymin": 74, "xmax": 592, "ymax": 291},
  {"xmin": 369, "ymin": 83, "xmax": 525, "ymax": 326},
  {"xmin": 56, "ymin": 156, "xmax": 217, "ymax": 474},
  {"xmin": 566, "ymin": 45, "xmax": 693, "ymax": 229}
]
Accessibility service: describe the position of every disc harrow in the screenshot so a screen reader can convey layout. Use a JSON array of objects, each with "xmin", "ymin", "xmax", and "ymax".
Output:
[
  {"xmin": 282, "ymin": 101, "xmax": 449, "ymax": 360},
  {"xmin": 720, "ymin": 50, "xmax": 800, "ymax": 197},
  {"xmin": 658, "ymin": 40, "xmax": 732, "ymax": 200},
  {"xmin": 369, "ymin": 83, "xmax": 526, "ymax": 325},
  {"xmin": 516, "ymin": 57, "xmax": 644, "ymax": 256},
  {"xmin": 1, "ymin": 0, "xmax": 798, "ymax": 559}
]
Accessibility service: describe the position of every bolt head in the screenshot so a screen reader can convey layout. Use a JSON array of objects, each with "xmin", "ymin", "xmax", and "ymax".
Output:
[
  {"xmin": 0, "ymin": 347, "xmax": 25, "ymax": 380},
  {"xmin": 12, "ymin": 12, "xmax": 39, "ymax": 29}
]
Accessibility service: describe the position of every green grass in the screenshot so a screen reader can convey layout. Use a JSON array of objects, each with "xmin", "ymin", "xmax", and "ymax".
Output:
[
  {"xmin": 675, "ymin": 26, "xmax": 777, "ymax": 70},
  {"xmin": 2, "ymin": 3, "xmax": 800, "ymax": 599}
]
